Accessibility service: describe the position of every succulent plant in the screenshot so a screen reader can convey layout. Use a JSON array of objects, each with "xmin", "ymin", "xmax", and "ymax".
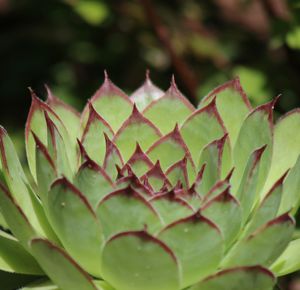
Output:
[{"xmin": 0, "ymin": 73, "xmax": 300, "ymax": 290}]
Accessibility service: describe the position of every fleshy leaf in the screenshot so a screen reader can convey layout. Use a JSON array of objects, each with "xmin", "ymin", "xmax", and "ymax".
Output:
[
  {"xmin": 45, "ymin": 112, "xmax": 73, "ymax": 180},
  {"xmin": 103, "ymin": 134, "xmax": 124, "ymax": 181},
  {"xmin": 149, "ymin": 190, "xmax": 194, "ymax": 225},
  {"xmin": 81, "ymin": 72, "xmax": 133, "ymax": 132},
  {"xmin": 0, "ymin": 230, "xmax": 43, "ymax": 275},
  {"xmin": 113, "ymin": 105, "xmax": 162, "ymax": 161},
  {"xmin": 147, "ymin": 125, "xmax": 195, "ymax": 182},
  {"xmin": 81, "ymin": 103, "xmax": 114, "ymax": 165},
  {"xmin": 190, "ymin": 266, "xmax": 275, "ymax": 290},
  {"xmin": 222, "ymin": 213, "xmax": 295, "ymax": 268},
  {"xmin": 47, "ymin": 178, "xmax": 103, "ymax": 277},
  {"xmin": 232, "ymin": 101, "xmax": 274, "ymax": 195},
  {"xmin": 158, "ymin": 212, "xmax": 223, "ymax": 288},
  {"xmin": 101, "ymin": 231, "xmax": 180, "ymax": 290},
  {"xmin": 97, "ymin": 186, "xmax": 162, "ymax": 238},
  {"xmin": 141, "ymin": 161, "xmax": 171, "ymax": 192},
  {"xmin": 0, "ymin": 127, "xmax": 47, "ymax": 238},
  {"xmin": 199, "ymin": 78, "xmax": 252, "ymax": 145},
  {"xmin": 181, "ymin": 98, "xmax": 226, "ymax": 164},
  {"xmin": 243, "ymin": 173, "xmax": 286, "ymax": 237},
  {"xmin": 46, "ymin": 85, "xmax": 80, "ymax": 143},
  {"xmin": 271, "ymin": 238, "xmax": 300, "ymax": 276},
  {"xmin": 130, "ymin": 71, "xmax": 164, "ymax": 110},
  {"xmin": 0, "ymin": 182, "xmax": 36, "ymax": 249},
  {"xmin": 202, "ymin": 187, "xmax": 242, "ymax": 248},
  {"xmin": 235, "ymin": 146, "xmax": 266, "ymax": 222},
  {"xmin": 166, "ymin": 156, "xmax": 189, "ymax": 188},
  {"xmin": 30, "ymin": 238, "xmax": 98, "ymax": 290},
  {"xmin": 198, "ymin": 134, "xmax": 230, "ymax": 194},
  {"xmin": 75, "ymin": 155, "xmax": 114, "ymax": 210},
  {"xmin": 123, "ymin": 143, "xmax": 154, "ymax": 177},
  {"xmin": 143, "ymin": 78, "xmax": 194, "ymax": 134},
  {"xmin": 280, "ymin": 155, "xmax": 300, "ymax": 214},
  {"xmin": 264, "ymin": 109, "xmax": 300, "ymax": 192}
]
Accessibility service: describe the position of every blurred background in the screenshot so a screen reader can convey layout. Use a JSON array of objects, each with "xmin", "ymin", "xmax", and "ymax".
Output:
[{"xmin": 0, "ymin": 0, "xmax": 300, "ymax": 289}]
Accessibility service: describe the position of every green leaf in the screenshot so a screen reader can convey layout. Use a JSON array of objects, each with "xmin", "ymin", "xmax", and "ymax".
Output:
[
  {"xmin": 280, "ymin": 155, "xmax": 300, "ymax": 214},
  {"xmin": 190, "ymin": 266, "xmax": 275, "ymax": 290},
  {"xmin": 46, "ymin": 86, "xmax": 80, "ymax": 146},
  {"xmin": 103, "ymin": 134, "xmax": 124, "ymax": 180},
  {"xmin": 147, "ymin": 125, "xmax": 195, "ymax": 182},
  {"xmin": 143, "ymin": 80, "xmax": 194, "ymax": 134},
  {"xmin": 271, "ymin": 238, "xmax": 300, "ymax": 276},
  {"xmin": 30, "ymin": 238, "xmax": 98, "ymax": 290},
  {"xmin": 264, "ymin": 109, "xmax": 300, "ymax": 193},
  {"xmin": 235, "ymin": 146, "xmax": 266, "ymax": 222},
  {"xmin": 74, "ymin": 156, "xmax": 114, "ymax": 210},
  {"xmin": 166, "ymin": 156, "xmax": 189, "ymax": 188},
  {"xmin": 243, "ymin": 173, "xmax": 286, "ymax": 237},
  {"xmin": 181, "ymin": 98, "xmax": 226, "ymax": 164},
  {"xmin": 101, "ymin": 231, "xmax": 180, "ymax": 290},
  {"xmin": 232, "ymin": 101, "xmax": 274, "ymax": 195},
  {"xmin": 45, "ymin": 113, "xmax": 73, "ymax": 180},
  {"xmin": 141, "ymin": 161, "xmax": 171, "ymax": 192},
  {"xmin": 149, "ymin": 190, "xmax": 194, "ymax": 225},
  {"xmin": 131, "ymin": 72, "xmax": 164, "ymax": 110},
  {"xmin": 0, "ymin": 230, "xmax": 43, "ymax": 275},
  {"xmin": 81, "ymin": 73, "xmax": 133, "ymax": 132},
  {"xmin": 123, "ymin": 144, "xmax": 154, "ymax": 177},
  {"xmin": 81, "ymin": 103, "xmax": 114, "ymax": 165},
  {"xmin": 47, "ymin": 178, "xmax": 103, "ymax": 277},
  {"xmin": 199, "ymin": 78, "xmax": 251, "ymax": 145},
  {"xmin": 222, "ymin": 214, "xmax": 295, "ymax": 268},
  {"xmin": 113, "ymin": 105, "xmax": 162, "ymax": 161},
  {"xmin": 22, "ymin": 280, "xmax": 60, "ymax": 290},
  {"xmin": 158, "ymin": 212, "xmax": 223, "ymax": 288},
  {"xmin": 97, "ymin": 186, "xmax": 162, "ymax": 238},
  {"xmin": 202, "ymin": 187, "xmax": 242, "ymax": 248},
  {"xmin": 198, "ymin": 134, "xmax": 230, "ymax": 194},
  {"xmin": 0, "ymin": 182, "xmax": 37, "ymax": 249}
]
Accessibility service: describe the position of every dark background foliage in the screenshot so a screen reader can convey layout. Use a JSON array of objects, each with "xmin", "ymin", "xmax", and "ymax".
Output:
[{"xmin": 1, "ymin": 0, "xmax": 300, "ymax": 289}]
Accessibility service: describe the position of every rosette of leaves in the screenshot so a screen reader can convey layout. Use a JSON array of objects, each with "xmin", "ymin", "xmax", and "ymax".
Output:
[{"xmin": 0, "ymin": 73, "xmax": 300, "ymax": 290}]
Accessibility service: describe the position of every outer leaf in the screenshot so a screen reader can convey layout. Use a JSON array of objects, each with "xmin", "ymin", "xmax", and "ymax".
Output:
[
  {"xmin": 147, "ymin": 125, "xmax": 195, "ymax": 182},
  {"xmin": 0, "ymin": 182, "xmax": 37, "ymax": 249},
  {"xmin": 46, "ymin": 85, "xmax": 80, "ymax": 143},
  {"xmin": 143, "ymin": 79, "xmax": 194, "ymax": 134},
  {"xmin": 158, "ymin": 212, "xmax": 223, "ymax": 288},
  {"xmin": 0, "ymin": 230, "xmax": 43, "ymax": 275},
  {"xmin": 199, "ymin": 78, "xmax": 252, "ymax": 145},
  {"xmin": 280, "ymin": 156, "xmax": 300, "ymax": 214},
  {"xmin": 30, "ymin": 238, "xmax": 98, "ymax": 290},
  {"xmin": 190, "ymin": 266, "xmax": 275, "ymax": 290},
  {"xmin": 235, "ymin": 146, "xmax": 266, "ymax": 222},
  {"xmin": 202, "ymin": 187, "xmax": 242, "ymax": 248},
  {"xmin": 75, "ymin": 157, "xmax": 114, "ymax": 210},
  {"xmin": 97, "ymin": 186, "xmax": 162, "ymax": 238},
  {"xmin": 232, "ymin": 101, "xmax": 274, "ymax": 195},
  {"xmin": 271, "ymin": 238, "xmax": 300, "ymax": 276},
  {"xmin": 222, "ymin": 213, "xmax": 295, "ymax": 268},
  {"xmin": 47, "ymin": 178, "xmax": 103, "ymax": 277},
  {"xmin": 130, "ymin": 71, "xmax": 164, "ymax": 110},
  {"xmin": 81, "ymin": 73, "xmax": 133, "ymax": 131},
  {"xmin": 181, "ymin": 98, "xmax": 226, "ymax": 164},
  {"xmin": 81, "ymin": 103, "xmax": 114, "ymax": 165},
  {"xmin": 265, "ymin": 109, "xmax": 300, "ymax": 192},
  {"xmin": 113, "ymin": 105, "xmax": 162, "ymax": 161},
  {"xmin": 101, "ymin": 231, "xmax": 180, "ymax": 290},
  {"xmin": 243, "ymin": 173, "xmax": 286, "ymax": 237}
]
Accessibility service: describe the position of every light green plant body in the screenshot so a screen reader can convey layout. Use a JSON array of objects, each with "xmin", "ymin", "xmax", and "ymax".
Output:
[{"xmin": 0, "ymin": 74, "xmax": 300, "ymax": 290}]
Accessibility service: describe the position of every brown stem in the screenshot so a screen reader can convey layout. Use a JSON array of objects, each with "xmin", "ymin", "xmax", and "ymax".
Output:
[{"xmin": 139, "ymin": 0, "xmax": 198, "ymax": 104}]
